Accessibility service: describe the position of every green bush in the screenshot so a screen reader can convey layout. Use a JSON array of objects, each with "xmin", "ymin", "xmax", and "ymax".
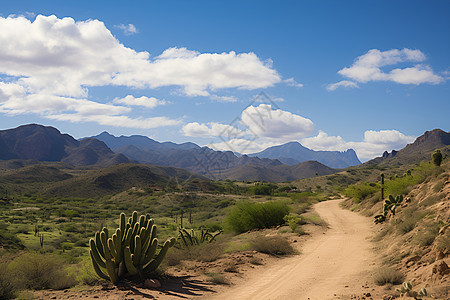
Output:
[
  {"xmin": 343, "ymin": 182, "xmax": 379, "ymax": 203},
  {"xmin": 0, "ymin": 264, "xmax": 15, "ymax": 300},
  {"xmin": 248, "ymin": 184, "xmax": 274, "ymax": 195},
  {"xmin": 225, "ymin": 200, "xmax": 290, "ymax": 233},
  {"xmin": 250, "ymin": 235, "xmax": 295, "ymax": 256},
  {"xmin": 8, "ymin": 253, "xmax": 76, "ymax": 290}
]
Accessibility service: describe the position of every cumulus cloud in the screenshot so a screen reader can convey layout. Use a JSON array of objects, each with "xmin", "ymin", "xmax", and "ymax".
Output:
[
  {"xmin": 326, "ymin": 80, "xmax": 359, "ymax": 91},
  {"xmin": 183, "ymin": 104, "xmax": 316, "ymax": 154},
  {"xmin": 284, "ymin": 77, "xmax": 304, "ymax": 88},
  {"xmin": 329, "ymin": 48, "xmax": 444, "ymax": 90},
  {"xmin": 113, "ymin": 95, "xmax": 167, "ymax": 108},
  {"xmin": 301, "ymin": 129, "xmax": 415, "ymax": 161},
  {"xmin": 0, "ymin": 14, "xmax": 282, "ymax": 128},
  {"xmin": 114, "ymin": 23, "xmax": 138, "ymax": 35},
  {"xmin": 182, "ymin": 122, "xmax": 245, "ymax": 138},
  {"xmin": 241, "ymin": 104, "xmax": 315, "ymax": 140}
]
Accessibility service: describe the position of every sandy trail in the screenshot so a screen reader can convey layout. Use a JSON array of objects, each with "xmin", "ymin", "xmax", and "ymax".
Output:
[{"xmin": 211, "ymin": 199, "xmax": 377, "ymax": 300}]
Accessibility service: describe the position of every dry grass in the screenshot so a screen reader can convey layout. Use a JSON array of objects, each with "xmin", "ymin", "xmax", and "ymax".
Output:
[
  {"xmin": 374, "ymin": 267, "xmax": 405, "ymax": 286},
  {"xmin": 205, "ymin": 272, "xmax": 228, "ymax": 285},
  {"xmin": 250, "ymin": 235, "xmax": 295, "ymax": 256}
]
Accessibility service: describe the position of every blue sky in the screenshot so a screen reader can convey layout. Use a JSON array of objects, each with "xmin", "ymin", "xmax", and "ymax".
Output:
[{"xmin": 0, "ymin": 0, "xmax": 449, "ymax": 161}]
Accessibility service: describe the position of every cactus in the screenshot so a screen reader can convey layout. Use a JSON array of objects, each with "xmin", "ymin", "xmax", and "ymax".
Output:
[
  {"xmin": 39, "ymin": 233, "xmax": 44, "ymax": 248},
  {"xmin": 89, "ymin": 211, "xmax": 175, "ymax": 284},
  {"xmin": 374, "ymin": 194, "xmax": 403, "ymax": 224},
  {"xmin": 396, "ymin": 281, "xmax": 427, "ymax": 299}
]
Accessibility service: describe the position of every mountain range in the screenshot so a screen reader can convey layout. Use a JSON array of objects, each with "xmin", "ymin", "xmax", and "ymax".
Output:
[
  {"xmin": 1, "ymin": 124, "xmax": 448, "ymax": 182},
  {"xmin": 248, "ymin": 142, "xmax": 361, "ymax": 168}
]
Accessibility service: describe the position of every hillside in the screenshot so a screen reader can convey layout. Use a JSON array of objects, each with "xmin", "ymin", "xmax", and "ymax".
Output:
[
  {"xmin": 43, "ymin": 163, "xmax": 208, "ymax": 198},
  {"xmin": 341, "ymin": 158, "xmax": 449, "ymax": 296},
  {"xmin": 0, "ymin": 124, "xmax": 131, "ymax": 167},
  {"xmin": 249, "ymin": 142, "xmax": 361, "ymax": 169},
  {"xmin": 366, "ymin": 129, "xmax": 450, "ymax": 167},
  {"xmin": 214, "ymin": 160, "xmax": 338, "ymax": 182}
]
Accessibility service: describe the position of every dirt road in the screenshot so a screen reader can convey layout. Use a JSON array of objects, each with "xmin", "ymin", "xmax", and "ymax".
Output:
[{"xmin": 211, "ymin": 199, "xmax": 377, "ymax": 300}]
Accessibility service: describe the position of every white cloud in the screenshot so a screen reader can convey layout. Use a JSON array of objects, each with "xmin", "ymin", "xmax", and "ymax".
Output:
[
  {"xmin": 182, "ymin": 122, "xmax": 245, "ymax": 138},
  {"xmin": 209, "ymin": 95, "xmax": 238, "ymax": 103},
  {"xmin": 47, "ymin": 114, "xmax": 179, "ymax": 129},
  {"xmin": 301, "ymin": 129, "xmax": 415, "ymax": 161},
  {"xmin": 333, "ymin": 48, "xmax": 444, "ymax": 87},
  {"xmin": 241, "ymin": 104, "xmax": 315, "ymax": 140},
  {"xmin": 207, "ymin": 138, "xmax": 277, "ymax": 154},
  {"xmin": 114, "ymin": 23, "xmax": 138, "ymax": 35},
  {"xmin": 113, "ymin": 95, "xmax": 167, "ymax": 108},
  {"xmin": 284, "ymin": 77, "xmax": 304, "ymax": 88},
  {"xmin": 183, "ymin": 104, "xmax": 316, "ymax": 153},
  {"xmin": 0, "ymin": 14, "xmax": 282, "ymax": 129},
  {"xmin": 326, "ymin": 80, "xmax": 359, "ymax": 91}
]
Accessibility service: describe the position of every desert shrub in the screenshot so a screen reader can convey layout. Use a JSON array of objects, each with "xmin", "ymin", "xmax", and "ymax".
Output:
[
  {"xmin": 225, "ymin": 200, "xmax": 290, "ymax": 233},
  {"xmin": 0, "ymin": 264, "xmax": 15, "ymax": 300},
  {"xmin": 343, "ymin": 182, "xmax": 379, "ymax": 203},
  {"xmin": 435, "ymin": 230, "xmax": 450, "ymax": 252},
  {"xmin": 420, "ymin": 193, "xmax": 444, "ymax": 207},
  {"xmin": 433, "ymin": 181, "xmax": 444, "ymax": 193},
  {"xmin": 167, "ymin": 241, "xmax": 224, "ymax": 264},
  {"xmin": 206, "ymin": 272, "xmax": 228, "ymax": 285},
  {"xmin": 248, "ymin": 184, "xmax": 275, "ymax": 195},
  {"xmin": 250, "ymin": 235, "xmax": 295, "ymax": 256},
  {"xmin": 0, "ymin": 223, "xmax": 25, "ymax": 250},
  {"xmin": 414, "ymin": 223, "xmax": 441, "ymax": 246},
  {"xmin": 300, "ymin": 214, "xmax": 327, "ymax": 226},
  {"xmin": 396, "ymin": 210, "xmax": 427, "ymax": 234},
  {"xmin": 283, "ymin": 214, "xmax": 302, "ymax": 231},
  {"xmin": 249, "ymin": 257, "xmax": 263, "ymax": 265},
  {"xmin": 74, "ymin": 257, "xmax": 100, "ymax": 286},
  {"xmin": 374, "ymin": 267, "xmax": 404, "ymax": 285},
  {"xmin": 8, "ymin": 253, "xmax": 76, "ymax": 290}
]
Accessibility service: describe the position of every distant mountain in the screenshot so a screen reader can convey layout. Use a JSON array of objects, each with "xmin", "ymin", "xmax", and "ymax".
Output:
[
  {"xmin": 0, "ymin": 124, "xmax": 130, "ymax": 167},
  {"xmin": 249, "ymin": 142, "xmax": 361, "ymax": 169},
  {"xmin": 90, "ymin": 131, "xmax": 200, "ymax": 151},
  {"xmin": 88, "ymin": 132, "xmax": 347, "ymax": 181},
  {"xmin": 214, "ymin": 160, "xmax": 338, "ymax": 182},
  {"xmin": 367, "ymin": 129, "xmax": 450, "ymax": 166},
  {"xmin": 115, "ymin": 144, "xmax": 283, "ymax": 177}
]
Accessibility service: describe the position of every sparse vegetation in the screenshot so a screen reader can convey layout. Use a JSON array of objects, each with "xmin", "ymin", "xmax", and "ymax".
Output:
[
  {"xmin": 225, "ymin": 200, "xmax": 290, "ymax": 233},
  {"xmin": 250, "ymin": 235, "xmax": 295, "ymax": 256},
  {"xmin": 373, "ymin": 267, "xmax": 404, "ymax": 285}
]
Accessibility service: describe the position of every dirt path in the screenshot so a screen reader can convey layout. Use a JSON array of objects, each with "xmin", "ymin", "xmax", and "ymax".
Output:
[{"xmin": 211, "ymin": 199, "xmax": 378, "ymax": 300}]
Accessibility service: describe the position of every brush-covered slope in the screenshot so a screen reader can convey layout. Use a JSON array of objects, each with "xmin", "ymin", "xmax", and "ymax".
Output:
[
  {"xmin": 249, "ymin": 142, "xmax": 361, "ymax": 169},
  {"xmin": 343, "ymin": 159, "xmax": 449, "ymax": 296},
  {"xmin": 367, "ymin": 129, "xmax": 450, "ymax": 167},
  {"xmin": 44, "ymin": 163, "xmax": 207, "ymax": 198},
  {"xmin": 214, "ymin": 160, "xmax": 338, "ymax": 182}
]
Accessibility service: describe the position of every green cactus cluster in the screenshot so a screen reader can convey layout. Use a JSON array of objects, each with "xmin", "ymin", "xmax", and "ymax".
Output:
[
  {"xmin": 177, "ymin": 227, "xmax": 222, "ymax": 248},
  {"xmin": 89, "ymin": 211, "xmax": 176, "ymax": 284},
  {"xmin": 396, "ymin": 281, "xmax": 427, "ymax": 298},
  {"xmin": 374, "ymin": 195, "xmax": 403, "ymax": 224}
]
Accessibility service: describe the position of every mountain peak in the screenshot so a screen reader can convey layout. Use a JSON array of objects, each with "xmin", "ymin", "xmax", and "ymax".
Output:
[{"xmin": 249, "ymin": 141, "xmax": 361, "ymax": 168}]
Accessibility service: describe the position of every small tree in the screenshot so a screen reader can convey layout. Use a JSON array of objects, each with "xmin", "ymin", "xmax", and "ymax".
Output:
[{"xmin": 432, "ymin": 149, "xmax": 443, "ymax": 166}]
